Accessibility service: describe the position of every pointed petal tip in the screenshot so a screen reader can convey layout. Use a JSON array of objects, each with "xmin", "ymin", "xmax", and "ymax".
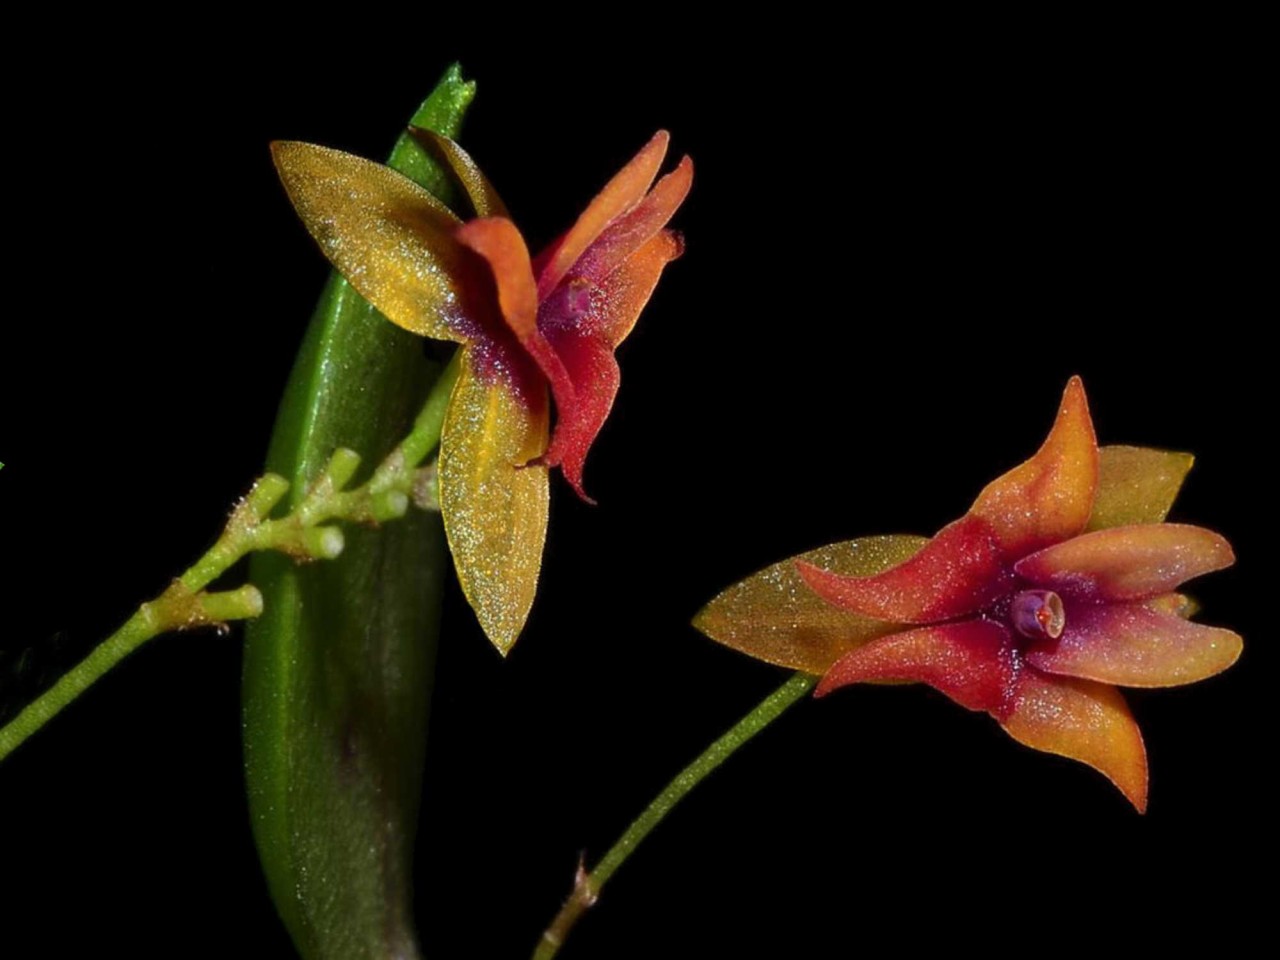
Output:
[
  {"xmin": 970, "ymin": 374, "xmax": 1099, "ymax": 555},
  {"xmin": 689, "ymin": 603, "xmax": 713, "ymax": 633},
  {"xmin": 1060, "ymin": 373, "xmax": 1092, "ymax": 423},
  {"xmin": 812, "ymin": 671, "xmax": 839, "ymax": 699},
  {"xmin": 537, "ymin": 129, "xmax": 676, "ymax": 297},
  {"xmin": 269, "ymin": 139, "xmax": 308, "ymax": 171},
  {"xmin": 563, "ymin": 473, "xmax": 598, "ymax": 507},
  {"xmin": 656, "ymin": 154, "xmax": 694, "ymax": 209},
  {"xmin": 663, "ymin": 155, "xmax": 694, "ymax": 209},
  {"xmin": 521, "ymin": 452, "xmax": 598, "ymax": 506},
  {"xmin": 541, "ymin": 448, "xmax": 594, "ymax": 503},
  {"xmin": 1061, "ymin": 375, "xmax": 1087, "ymax": 407},
  {"xmin": 1002, "ymin": 672, "xmax": 1148, "ymax": 813},
  {"xmin": 1058, "ymin": 375, "xmax": 1094, "ymax": 440},
  {"xmin": 1122, "ymin": 746, "xmax": 1150, "ymax": 814}
]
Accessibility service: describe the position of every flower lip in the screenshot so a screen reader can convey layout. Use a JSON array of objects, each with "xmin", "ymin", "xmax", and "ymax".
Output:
[{"xmin": 1010, "ymin": 589, "xmax": 1065, "ymax": 641}]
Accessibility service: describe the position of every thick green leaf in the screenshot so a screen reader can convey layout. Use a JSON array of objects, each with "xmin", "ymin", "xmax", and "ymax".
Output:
[{"xmin": 242, "ymin": 65, "xmax": 474, "ymax": 960}]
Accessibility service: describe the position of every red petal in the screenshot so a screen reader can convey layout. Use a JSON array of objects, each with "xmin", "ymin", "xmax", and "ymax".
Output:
[
  {"xmin": 571, "ymin": 156, "xmax": 693, "ymax": 285},
  {"xmin": 536, "ymin": 329, "xmax": 620, "ymax": 503},
  {"xmin": 457, "ymin": 217, "xmax": 577, "ymax": 426},
  {"xmin": 1014, "ymin": 524, "xmax": 1235, "ymax": 601},
  {"xmin": 692, "ymin": 535, "xmax": 928, "ymax": 674},
  {"xmin": 536, "ymin": 131, "xmax": 669, "ymax": 300},
  {"xmin": 1001, "ymin": 669, "xmax": 1147, "ymax": 812},
  {"xmin": 1026, "ymin": 599, "xmax": 1243, "ymax": 687},
  {"xmin": 796, "ymin": 515, "xmax": 1011, "ymax": 623},
  {"xmin": 816, "ymin": 620, "xmax": 1015, "ymax": 716},
  {"xmin": 970, "ymin": 376, "xmax": 1099, "ymax": 557}
]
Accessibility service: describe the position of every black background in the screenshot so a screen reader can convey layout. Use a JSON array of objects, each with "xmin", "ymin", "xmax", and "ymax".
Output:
[{"xmin": 2, "ymin": 25, "xmax": 1268, "ymax": 958}]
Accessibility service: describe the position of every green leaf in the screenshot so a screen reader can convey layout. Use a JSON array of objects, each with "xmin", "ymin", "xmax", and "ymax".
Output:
[{"xmin": 242, "ymin": 65, "xmax": 474, "ymax": 960}]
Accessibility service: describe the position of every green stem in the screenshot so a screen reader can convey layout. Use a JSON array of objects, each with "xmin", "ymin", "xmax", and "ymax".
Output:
[
  {"xmin": 0, "ymin": 354, "xmax": 461, "ymax": 763},
  {"xmin": 0, "ymin": 585, "xmax": 263, "ymax": 760},
  {"xmin": 533, "ymin": 671, "xmax": 817, "ymax": 960},
  {"xmin": 388, "ymin": 348, "xmax": 461, "ymax": 471}
]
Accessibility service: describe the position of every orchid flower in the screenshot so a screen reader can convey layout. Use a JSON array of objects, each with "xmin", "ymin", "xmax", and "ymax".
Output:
[
  {"xmin": 272, "ymin": 130, "xmax": 691, "ymax": 653},
  {"xmin": 694, "ymin": 377, "xmax": 1240, "ymax": 810}
]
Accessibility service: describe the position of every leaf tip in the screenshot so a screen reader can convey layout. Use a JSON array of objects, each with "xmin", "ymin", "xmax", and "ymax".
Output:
[{"xmin": 689, "ymin": 602, "xmax": 716, "ymax": 636}]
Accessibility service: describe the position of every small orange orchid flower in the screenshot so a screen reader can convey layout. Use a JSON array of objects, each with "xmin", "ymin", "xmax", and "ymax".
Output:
[
  {"xmin": 695, "ymin": 377, "xmax": 1241, "ymax": 811},
  {"xmin": 273, "ymin": 130, "xmax": 691, "ymax": 653}
]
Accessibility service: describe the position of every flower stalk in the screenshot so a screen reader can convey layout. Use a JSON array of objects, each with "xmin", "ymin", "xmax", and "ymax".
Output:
[
  {"xmin": 533, "ymin": 671, "xmax": 816, "ymax": 960},
  {"xmin": 0, "ymin": 354, "xmax": 459, "ymax": 763}
]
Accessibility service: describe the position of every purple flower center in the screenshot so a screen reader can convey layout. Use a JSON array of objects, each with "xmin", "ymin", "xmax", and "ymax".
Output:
[
  {"xmin": 1009, "ymin": 589, "xmax": 1065, "ymax": 641},
  {"xmin": 539, "ymin": 278, "xmax": 600, "ymax": 331}
]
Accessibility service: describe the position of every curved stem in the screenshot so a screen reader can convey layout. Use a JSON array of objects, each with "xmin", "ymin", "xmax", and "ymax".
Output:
[
  {"xmin": 533, "ymin": 671, "xmax": 816, "ymax": 960},
  {"xmin": 0, "ymin": 354, "xmax": 461, "ymax": 763}
]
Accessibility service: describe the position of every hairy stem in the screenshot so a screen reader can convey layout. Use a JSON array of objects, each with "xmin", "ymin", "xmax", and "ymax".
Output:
[
  {"xmin": 533, "ymin": 671, "xmax": 816, "ymax": 959},
  {"xmin": 0, "ymin": 353, "xmax": 460, "ymax": 763}
]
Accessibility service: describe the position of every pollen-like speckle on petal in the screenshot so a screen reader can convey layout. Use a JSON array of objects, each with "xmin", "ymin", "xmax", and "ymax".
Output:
[
  {"xmin": 272, "ymin": 141, "xmax": 477, "ymax": 342},
  {"xmin": 693, "ymin": 536, "xmax": 928, "ymax": 673},
  {"xmin": 438, "ymin": 350, "xmax": 549, "ymax": 654}
]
